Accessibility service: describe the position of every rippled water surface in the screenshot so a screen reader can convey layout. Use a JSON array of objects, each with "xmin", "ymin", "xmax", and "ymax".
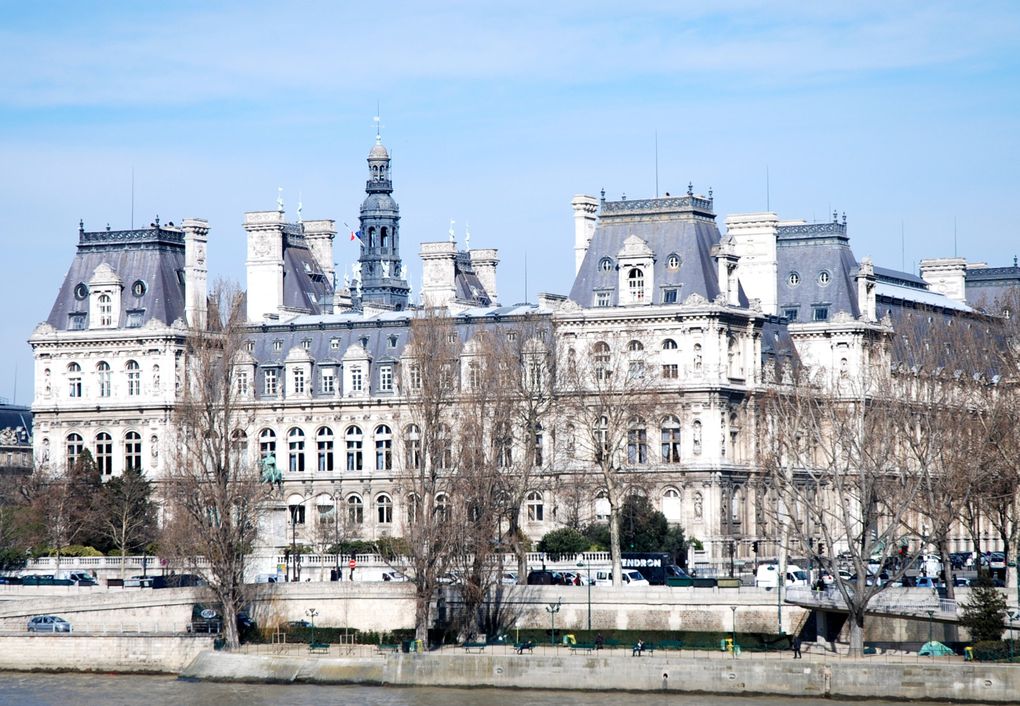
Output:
[{"xmin": 0, "ymin": 672, "xmax": 997, "ymax": 706}]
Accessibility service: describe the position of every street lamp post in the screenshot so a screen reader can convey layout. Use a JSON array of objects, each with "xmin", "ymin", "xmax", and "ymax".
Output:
[
  {"xmin": 926, "ymin": 609, "xmax": 934, "ymax": 657},
  {"xmin": 730, "ymin": 605, "xmax": 737, "ymax": 656},
  {"xmin": 578, "ymin": 560, "xmax": 592, "ymax": 632},
  {"xmin": 306, "ymin": 608, "xmax": 319, "ymax": 645},
  {"xmin": 1009, "ymin": 610, "xmax": 1018, "ymax": 662},
  {"xmin": 545, "ymin": 599, "xmax": 562, "ymax": 646}
]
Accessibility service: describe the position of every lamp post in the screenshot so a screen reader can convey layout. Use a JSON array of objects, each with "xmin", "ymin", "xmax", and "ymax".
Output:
[
  {"xmin": 1009, "ymin": 610, "xmax": 1018, "ymax": 663},
  {"xmin": 545, "ymin": 598, "xmax": 562, "ymax": 646},
  {"xmin": 306, "ymin": 607, "xmax": 319, "ymax": 645},
  {"xmin": 578, "ymin": 560, "xmax": 592, "ymax": 632},
  {"xmin": 926, "ymin": 609, "xmax": 934, "ymax": 657},
  {"xmin": 290, "ymin": 505, "xmax": 300, "ymax": 582},
  {"xmin": 730, "ymin": 605, "xmax": 737, "ymax": 656}
]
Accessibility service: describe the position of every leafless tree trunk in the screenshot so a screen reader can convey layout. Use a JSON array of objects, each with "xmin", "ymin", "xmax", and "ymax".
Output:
[{"xmin": 161, "ymin": 283, "xmax": 269, "ymax": 649}]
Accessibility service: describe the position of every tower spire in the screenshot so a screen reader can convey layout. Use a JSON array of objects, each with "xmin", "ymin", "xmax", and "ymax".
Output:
[{"xmin": 358, "ymin": 124, "xmax": 409, "ymax": 310}]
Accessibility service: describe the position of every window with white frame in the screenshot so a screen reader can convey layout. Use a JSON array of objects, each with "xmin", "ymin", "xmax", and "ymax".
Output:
[
  {"xmin": 234, "ymin": 368, "xmax": 249, "ymax": 397},
  {"xmin": 98, "ymin": 294, "xmax": 113, "ymax": 326},
  {"xmin": 316, "ymin": 427, "xmax": 334, "ymax": 471},
  {"xmin": 347, "ymin": 495, "xmax": 364, "ymax": 524},
  {"xmin": 375, "ymin": 425, "xmax": 392, "ymax": 470},
  {"xmin": 526, "ymin": 491, "xmax": 544, "ymax": 522},
  {"xmin": 595, "ymin": 291, "xmax": 611, "ymax": 307},
  {"xmin": 259, "ymin": 428, "xmax": 276, "ymax": 459},
  {"xmin": 288, "ymin": 427, "xmax": 305, "ymax": 472},
  {"xmin": 662, "ymin": 363, "xmax": 679, "ymax": 379},
  {"xmin": 376, "ymin": 494, "xmax": 393, "ymax": 524},
  {"xmin": 346, "ymin": 425, "xmax": 363, "ymax": 470},
  {"xmin": 661, "ymin": 416, "xmax": 681, "ymax": 462},
  {"xmin": 379, "ymin": 365, "xmax": 393, "ymax": 392},
  {"xmin": 409, "ymin": 363, "xmax": 422, "ymax": 391},
  {"xmin": 292, "ymin": 368, "xmax": 305, "ymax": 394},
  {"xmin": 124, "ymin": 431, "xmax": 142, "ymax": 472},
  {"xmin": 97, "ymin": 361, "xmax": 111, "ymax": 397},
  {"xmin": 95, "ymin": 432, "xmax": 113, "ymax": 475},
  {"xmin": 350, "ymin": 365, "xmax": 363, "ymax": 393},
  {"xmin": 627, "ymin": 421, "xmax": 648, "ymax": 464},
  {"xmin": 321, "ymin": 368, "xmax": 335, "ymax": 394},
  {"xmin": 264, "ymin": 369, "xmax": 278, "ymax": 396},
  {"xmin": 67, "ymin": 363, "xmax": 82, "ymax": 398},
  {"xmin": 66, "ymin": 433, "xmax": 83, "ymax": 468},
  {"xmin": 404, "ymin": 425, "xmax": 422, "ymax": 469},
  {"xmin": 628, "ymin": 268, "xmax": 644, "ymax": 300}
]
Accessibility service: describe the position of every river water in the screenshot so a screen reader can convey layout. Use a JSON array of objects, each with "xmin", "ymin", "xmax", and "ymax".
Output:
[{"xmin": 0, "ymin": 673, "xmax": 994, "ymax": 706}]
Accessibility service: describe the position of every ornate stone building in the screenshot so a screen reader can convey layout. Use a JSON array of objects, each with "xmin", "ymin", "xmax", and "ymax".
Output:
[{"xmin": 29, "ymin": 135, "xmax": 1020, "ymax": 570}]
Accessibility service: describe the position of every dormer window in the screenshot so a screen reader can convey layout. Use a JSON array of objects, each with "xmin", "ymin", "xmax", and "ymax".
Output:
[
  {"xmin": 663, "ymin": 288, "xmax": 678, "ymax": 304},
  {"xmin": 388, "ymin": 335, "xmax": 398, "ymax": 348},
  {"xmin": 595, "ymin": 292, "xmax": 611, "ymax": 307},
  {"xmin": 273, "ymin": 340, "xmax": 283, "ymax": 352},
  {"xmin": 787, "ymin": 272, "xmax": 801, "ymax": 287},
  {"xmin": 68, "ymin": 313, "xmax": 86, "ymax": 330},
  {"xmin": 131, "ymin": 280, "xmax": 147, "ymax": 297},
  {"xmin": 666, "ymin": 254, "xmax": 681, "ymax": 271},
  {"xmin": 74, "ymin": 283, "xmax": 89, "ymax": 300},
  {"xmin": 246, "ymin": 340, "xmax": 255, "ymax": 353},
  {"xmin": 97, "ymin": 294, "xmax": 113, "ymax": 326},
  {"xmin": 301, "ymin": 338, "xmax": 311, "ymax": 350},
  {"xmin": 330, "ymin": 337, "xmax": 340, "ymax": 351},
  {"xmin": 817, "ymin": 270, "xmax": 831, "ymax": 286},
  {"xmin": 628, "ymin": 268, "xmax": 645, "ymax": 301},
  {"xmin": 599, "ymin": 257, "xmax": 613, "ymax": 272}
]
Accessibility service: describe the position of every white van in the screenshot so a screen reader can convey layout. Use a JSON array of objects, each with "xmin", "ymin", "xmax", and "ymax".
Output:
[
  {"xmin": 755, "ymin": 563, "xmax": 809, "ymax": 588},
  {"xmin": 593, "ymin": 569, "xmax": 651, "ymax": 586}
]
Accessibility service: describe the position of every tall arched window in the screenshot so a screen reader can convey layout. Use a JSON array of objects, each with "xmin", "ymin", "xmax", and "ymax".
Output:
[
  {"xmin": 288, "ymin": 427, "xmax": 305, "ymax": 472},
  {"xmin": 97, "ymin": 293, "xmax": 113, "ymax": 326},
  {"xmin": 96, "ymin": 361, "xmax": 111, "ymax": 397},
  {"xmin": 662, "ymin": 487, "xmax": 682, "ymax": 522},
  {"xmin": 661, "ymin": 416, "xmax": 681, "ymax": 463},
  {"xmin": 316, "ymin": 427, "xmax": 334, "ymax": 472},
  {"xmin": 380, "ymin": 226, "xmax": 389, "ymax": 249},
  {"xmin": 627, "ymin": 339, "xmax": 644, "ymax": 352},
  {"xmin": 627, "ymin": 419, "xmax": 647, "ymax": 464},
  {"xmin": 96, "ymin": 432, "xmax": 113, "ymax": 475},
  {"xmin": 375, "ymin": 425, "xmax": 392, "ymax": 471},
  {"xmin": 231, "ymin": 429, "xmax": 248, "ymax": 459},
  {"xmin": 437, "ymin": 424, "xmax": 452, "ymax": 469},
  {"xmin": 532, "ymin": 423, "xmax": 544, "ymax": 467},
  {"xmin": 661, "ymin": 338, "xmax": 677, "ymax": 350},
  {"xmin": 259, "ymin": 428, "xmax": 277, "ymax": 459},
  {"xmin": 405, "ymin": 493, "xmax": 420, "ymax": 526},
  {"xmin": 404, "ymin": 425, "xmax": 421, "ymax": 469},
  {"xmin": 376, "ymin": 493, "xmax": 393, "ymax": 524},
  {"xmin": 628, "ymin": 268, "xmax": 644, "ymax": 300},
  {"xmin": 494, "ymin": 422, "xmax": 512, "ymax": 468},
  {"xmin": 526, "ymin": 491, "xmax": 544, "ymax": 522},
  {"xmin": 593, "ymin": 341, "xmax": 611, "ymax": 381},
  {"xmin": 435, "ymin": 493, "xmax": 450, "ymax": 522},
  {"xmin": 594, "ymin": 416, "xmax": 608, "ymax": 461},
  {"xmin": 346, "ymin": 425, "xmax": 363, "ymax": 471},
  {"xmin": 594, "ymin": 490, "xmax": 610, "ymax": 521},
  {"xmin": 347, "ymin": 494, "xmax": 364, "ymax": 524},
  {"xmin": 67, "ymin": 363, "xmax": 82, "ymax": 398},
  {"xmin": 66, "ymin": 433, "xmax": 83, "ymax": 468},
  {"xmin": 124, "ymin": 431, "xmax": 142, "ymax": 472},
  {"xmin": 126, "ymin": 360, "xmax": 141, "ymax": 396}
]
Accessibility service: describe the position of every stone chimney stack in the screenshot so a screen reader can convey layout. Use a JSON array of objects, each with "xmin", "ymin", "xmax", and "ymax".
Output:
[
  {"xmin": 469, "ymin": 248, "xmax": 500, "ymax": 305},
  {"xmin": 302, "ymin": 219, "xmax": 336, "ymax": 288},
  {"xmin": 919, "ymin": 257, "xmax": 968, "ymax": 302},
  {"xmin": 572, "ymin": 195, "xmax": 599, "ymax": 275},
  {"xmin": 712, "ymin": 234, "xmax": 740, "ymax": 306},
  {"xmin": 182, "ymin": 218, "xmax": 210, "ymax": 329},
  {"xmin": 243, "ymin": 210, "xmax": 286, "ymax": 321},
  {"xmin": 420, "ymin": 241, "xmax": 458, "ymax": 308},
  {"xmin": 855, "ymin": 256, "xmax": 877, "ymax": 322},
  {"xmin": 725, "ymin": 212, "xmax": 779, "ymax": 315}
]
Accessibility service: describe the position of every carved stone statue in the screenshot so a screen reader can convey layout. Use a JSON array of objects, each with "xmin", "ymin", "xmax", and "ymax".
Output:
[
  {"xmin": 261, "ymin": 452, "xmax": 282, "ymax": 488},
  {"xmin": 381, "ymin": 261, "xmax": 390, "ymax": 278},
  {"xmin": 694, "ymin": 491, "xmax": 703, "ymax": 519}
]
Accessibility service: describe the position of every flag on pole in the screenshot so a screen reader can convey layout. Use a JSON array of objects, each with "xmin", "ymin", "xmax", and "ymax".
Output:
[{"xmin": 344, "ymin": 222, "xmax": 363, "ymax": 242}]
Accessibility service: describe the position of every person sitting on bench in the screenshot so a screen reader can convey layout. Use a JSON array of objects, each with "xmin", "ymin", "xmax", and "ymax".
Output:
[
  {"xmin": 515, "ymin": 640, "xmax": 535, "ymax": 654},
  {"xmin": 632, "ymin": 639, "xmax": 646, "ymax": 657}
]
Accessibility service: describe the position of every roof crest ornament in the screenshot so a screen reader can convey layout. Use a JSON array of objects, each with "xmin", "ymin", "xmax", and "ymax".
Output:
[
  {"xmin": 465, "ymin": 222, "xmax": 471, "ymax": 249},
  {"xmin": 276, "ymin": 188, "xmax": 285, "ymax": 214},
  {"xmin": 373, "ymin": 106, "xmax": 383, "ymax": 144},
  {"xmin": 297, "ymin": 193, "xmax": 303, "ymax": 224},
  {"xmin": 449, "ymin": 219, "xmax": 456, "ymax": 242}
]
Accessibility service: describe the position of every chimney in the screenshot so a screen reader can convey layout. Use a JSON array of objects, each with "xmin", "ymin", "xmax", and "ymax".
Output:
[
  {"xmin": 919, "ymin": 257, "xmax": 967, "ymax": 302},
  {"xmin": 855, "ymin": 256, "xmax": 877, "ymax": 322},
  {"xmin": 725, "ymin": 212, "xmax": 779, "ymax": 315},
  {"xmin": 182, "ymin": 218, "xmax": 210, "ymax": 329},
  {"xmin": 469, "ymin": 248, "xmax": 500, "ymax": 305},
  {"xmin": 420, "ymin": 241, "xmax": 458, "ymax": 308},
  {"xmin": 712, "ymin": 234, "xmax": 740, "ymax": 306},
  {"xmin": 572, "ymin": 195, "xmax": 598, "ymax": 275},
  {"xmin": 302, "ymin": 219, "xmax": 336, "ymax": 288},
  {"xmin": 243, "ymin": 210, "xmax": 285, "ymax": 321}
]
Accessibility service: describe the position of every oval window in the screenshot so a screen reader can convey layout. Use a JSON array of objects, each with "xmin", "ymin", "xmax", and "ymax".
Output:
[{"xmin": 74, "ymin": 283, "xmax": 89, "ymax": 300}]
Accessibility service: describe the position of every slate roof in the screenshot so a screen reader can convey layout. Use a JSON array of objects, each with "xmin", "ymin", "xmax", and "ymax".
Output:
[
  {"xmin": 569, "ymin": 195, "xmax": 739, "ymax": 307},
  {"xmin": 775, "ymin": 221, "xmax": 859, "ymax": 320},
  {"xmin": 0, "ymin": 403, "xmax": 32, "ymax": 446},
  {"xmin": 46, "ymin": 226, "xmax": 187, "ymax": 330},
  {"xmin": 965, "ymin": 263, "xmax": 1020, "ymax": 310},
  {"xmin": 281, "ymin": 230, "xmax": 333, "ymax": 314}
]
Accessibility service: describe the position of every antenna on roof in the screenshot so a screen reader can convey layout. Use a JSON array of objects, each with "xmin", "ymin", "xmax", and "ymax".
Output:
[
  {"xmin": 131, "ymin": 166, "xmax": 135, "ymax": 229},
  {"xmin": 953, "ymin": 216, "xmax": 957, "ymax": 258},
  {"xmin": 901, "ymin": 221, "xmax": 905, "ymax": 272},
  {"xmin": 12, "ymin": 361, "xmax": 16, "ymax": 406},
  {"xmin": 654, "ymin": 129, "xmax": 659, "ymax": 198},
  {"xmin": 766, "ymin": 165, "xmax": 770, "ymax": 211},
  {"xmin": 524, "ymin": 251, "xmax": 529, "ymax": 304}
]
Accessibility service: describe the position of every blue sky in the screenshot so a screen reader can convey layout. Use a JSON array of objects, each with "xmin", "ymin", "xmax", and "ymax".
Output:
[{"xmin": 2, "ymin": 1, "xmax": 1019, "ymax": 404}]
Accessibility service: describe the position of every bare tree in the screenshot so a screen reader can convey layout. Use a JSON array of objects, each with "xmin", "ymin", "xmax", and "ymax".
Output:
[
  {"xmin": 30, "ymin": 450, "xmax": 101, "ymax": 570},
  {"xmin": 557, "ymin": 330, "xmax": 661, "ymax": 585},
  {"xmin": 162, "ymin": 283, "xmax": 270, "ymax": 648},
  {"xmin": 399, "ymin": 308, "xmax": 463, "ymax": 644}
]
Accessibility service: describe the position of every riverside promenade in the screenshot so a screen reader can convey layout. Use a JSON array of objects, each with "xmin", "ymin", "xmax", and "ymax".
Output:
[{"xmin": 180, "ymin": 645, "xmax": 1020, "ymax": 703}]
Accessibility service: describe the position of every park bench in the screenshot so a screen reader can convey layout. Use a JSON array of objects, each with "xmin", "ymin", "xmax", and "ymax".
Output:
[
  {"xmin": 462, "ymin": 642, "xmax": 487, "ymax": 653},
  {"xmin": 377, "ymin": 643, "xmax": 400, "ymax": 654},
  {"xmin": 569, "ymin": 643, "xmax": 597, "ymax": 654},
  {"xmin": 308, "ymin": 642, "xmax": 330, "ymax": 654},
  {"xmin": 632, "ymin": 643, "xmax": 655, "ymax": 657},
  {"xmin": 514, "ymin": 641, "xmax": 535, "ymax": 654},
  {"xmin": 657, "ymin": 640, "xmax": 684, "ymax": 651}
]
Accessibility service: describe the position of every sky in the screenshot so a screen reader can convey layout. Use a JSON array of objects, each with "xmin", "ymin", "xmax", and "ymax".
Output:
[{"xmin": 1, "ymin": 1, "xmax": 1019, "ymax": 405}]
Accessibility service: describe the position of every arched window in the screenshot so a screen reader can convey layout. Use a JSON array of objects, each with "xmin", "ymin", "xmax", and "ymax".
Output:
[
  {"xmin": 526, "ymin": 491, "xmax": 544, "ymax": 522},
  {"xmin": 126, "ymin": 360, "xmax": 141, "ymax": 396},
  {"xmin": 405, "ymin": 493, "xmax": 420, "ymax": 526},
  {"xmin": 96, "ymin": 432, "xmax": 113, "ymax": 475},
  {"xmin": 97, "ymin": 293, "xmax": 113, "ymax": 326},
  {"xmin": 96, "ymin": 361, "xmax": 111, "ymax": 398},
  {"xmin": 287, "ymin": 497, "xmax": 306, "ymax": 525},
  {"xmin": 627, "ymin": 419, "xmax": 647, "ymax": 464},
  {"xmin": 532, "ymin": 423, "xmax": 543, "ymax": 467},
  {"xmin": 316, "ymin": 494, "xmax": 335, "ymax": 525},
  {"xmin": 347, "ymin": 495, "xmax": 364, "ymax": 525},
  {"xmin": 231, "ymin": 429, "xmax": 248, "ymax": 458},
  {"xmin": 662, "ymin": 487, "xmax": 682, "ymax": 522},
  {"xmin": 376, "ymin": 494, "xmax": 393, "ymax": 524},
  {"xmin": 661, "ymin": 338, "xmax": 677, "ymax": 350},
  {"xmin": 316, "ymin": 427, "xmax": 334, "ymax": 472},
  {"xmin": 380, "ymin": 227, "xmax": 389, "ymax": 249},
  {"xmin": 367, "ymin": 227, "xmax": 376, "ymax": 247},
  {"xmin": 67, "ymin": 363, "xmax": 82, "ymax": 398},
  {"xmin": 435, "ymin": 493, "xmax": 450, "ymax": 522},
  {"xmin": 627, "ymin": 339, "xmax": 644, "ymax": 352},
  {"xmin": 375, "ymin": 425, "xmax": 392, "ymax": 471},
  {"xmin": 124, "ymin": 431, "xmax": 142, "ymax": 472},
  {"xmin": 628, "ymin": 268, "xmax": 644, "ymax": 300},
  {"xmin": 437, "ymin": 424, "xmax": 452, "ymax": 469},
  {"xmin": 345, "ymin": 425, "xmax": 363, "ymax": 471},
  {"xmin": 593, "ymin": 341, "xmax": 611, "ymax": 381},
  {"xmin": 494, "ymin": 422, "xmax": 512, "ymax": 469},
  {"xmin": 594, "ymin": 491, "xmax": 610, "ymax": 522},
  {"xmin": 404, "ymin": 424, "xmax": 422, "ymax": 469},
  {"xmin": 259, "ymin": 428, "xmax": 277, "ymax": 459},
  {"xmin": 661, "ymin": 416, "xmax": 681, "ymax": 463},
  {"xmin": 594, "ymin": 415, "xmax": 608, "ymax": 461},
  {"xmin": 66, "ymin": 433, "xmax": 83, "ymax": 468},
  {"xmin": 288, "ymin": 427, "xmax": 305, "ymax": 472}
]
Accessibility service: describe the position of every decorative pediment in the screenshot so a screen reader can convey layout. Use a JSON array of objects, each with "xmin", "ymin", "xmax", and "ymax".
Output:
[
  {"xmin": 684, "ymin": 292, "xmax": 708, "ymax": 306},
  {"xmin": 617, "ymin": 234, "xmax": 653, "ymax": 260},
  {"xmin": 831, "ymin": 311, "xmax": 854, "ymax": 323},
  {"xmin": 88, "ymin": 262, "xmax": 122, "ymax": 287}
]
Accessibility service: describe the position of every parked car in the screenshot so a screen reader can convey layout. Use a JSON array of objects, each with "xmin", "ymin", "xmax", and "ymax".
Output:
[
  {"xmin": 913, "ymin": 576, "xmax": 941, "ymax": 589},
  {"xmin": 285, "ymin": 620, "xmax": 312, "ymax": 629},
  {"xmin": 526, "ymin": 570, "xmax": 565, "ymax": 585},
  {"xmin": 254, "ymin": 573, "xmax": 281, "ymax": 584},
  {"xmin": 27, "ymin": 615, "xmax": 72, "ymax": 632},
  {"xmin": 953, "ymin": 576, "xmax": 972, "ymax": 588},
  {"xmin": 500, "ymin": 572, "xmax": 518, "ymax": 585},
  {"xmin": 755, "ymin": 564, "xmax": 810, "ymax": 589},
  {"xmin": 0, "ymin": 575, "xmax": 22, "ymax": 585},
  {"xmin": 61, "ymin": 571, "xmax": 98, "ymax": 586},
  {"xmin": 123, "ymin": 575, "xmax": 155, "ymax": 588},
  {"xmin": 981, "ymin": 552, "xmax": 1006, "ymax": 570},
  {"xmin": 621, "ymin": 570, "xmax": 650, "ymax": 586},
  {"xmin": 20, "ymin": 574, "xmax": 74, "ymax": 586},
  {"xmin": 381, "ymin": 571, "xmax": 408, "ymax": 582}
]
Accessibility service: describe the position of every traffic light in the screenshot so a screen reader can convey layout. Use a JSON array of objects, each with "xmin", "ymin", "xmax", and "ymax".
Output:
[{"xmin": 752, "ymin": 540, "xmax": 759, "ymax": 553}]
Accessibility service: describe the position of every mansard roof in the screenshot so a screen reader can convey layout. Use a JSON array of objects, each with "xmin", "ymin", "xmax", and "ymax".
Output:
[
  {"xmin": 775, "ymin": 219, "xmax": 859, "ymax": 319},
  {"xmin": 965, "ymin": 262, "xmax": 1020, "ymax": 310},
  {"xmin": 569, "ymin": 194, "xmax": 725, "ymax": 307},
  {"xmin": 0, "ymin": 403, "xmax": 32, "ymax": 447},
  {"xmin": 46, "ymin": 224, "xmax": 186, "ymax": 331},
  {"xmin": 281, "ymin": 229, "xmax": 333, "ymax": 314}
]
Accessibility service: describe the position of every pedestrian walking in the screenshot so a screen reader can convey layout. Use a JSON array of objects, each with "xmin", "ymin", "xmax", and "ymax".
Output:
[{"xmin": 792, "ymin": 635, "xmax": 802, "ymax": 659}]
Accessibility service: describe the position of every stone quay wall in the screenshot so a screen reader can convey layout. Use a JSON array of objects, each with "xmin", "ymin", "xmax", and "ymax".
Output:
[{"xmin": 0, "ymin": 634, "xmax": 215, "ymax": 674}]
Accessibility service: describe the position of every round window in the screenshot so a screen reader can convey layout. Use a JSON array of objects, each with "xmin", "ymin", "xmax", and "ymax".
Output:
[
  {"xmin": 599, "ymin": 258, "xmax": 613, "ymax": 272},
  {"xmin": 74, "ymin": 283, "xmax": 89, "ymax": 300},
  {"xmin": 132, "ymin": 280, "xmax": 147, "ymax": 297},
  {"xmin": 787, "ymin": 272, "xmax": 801, "ymax": 287},
  {"xmin": 817, "ymin": 271, "xmax": 831, "ymax": 286},
  {"xmin": 666, "ymin": 254, "xmax": 681, "ymax": 271}
]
